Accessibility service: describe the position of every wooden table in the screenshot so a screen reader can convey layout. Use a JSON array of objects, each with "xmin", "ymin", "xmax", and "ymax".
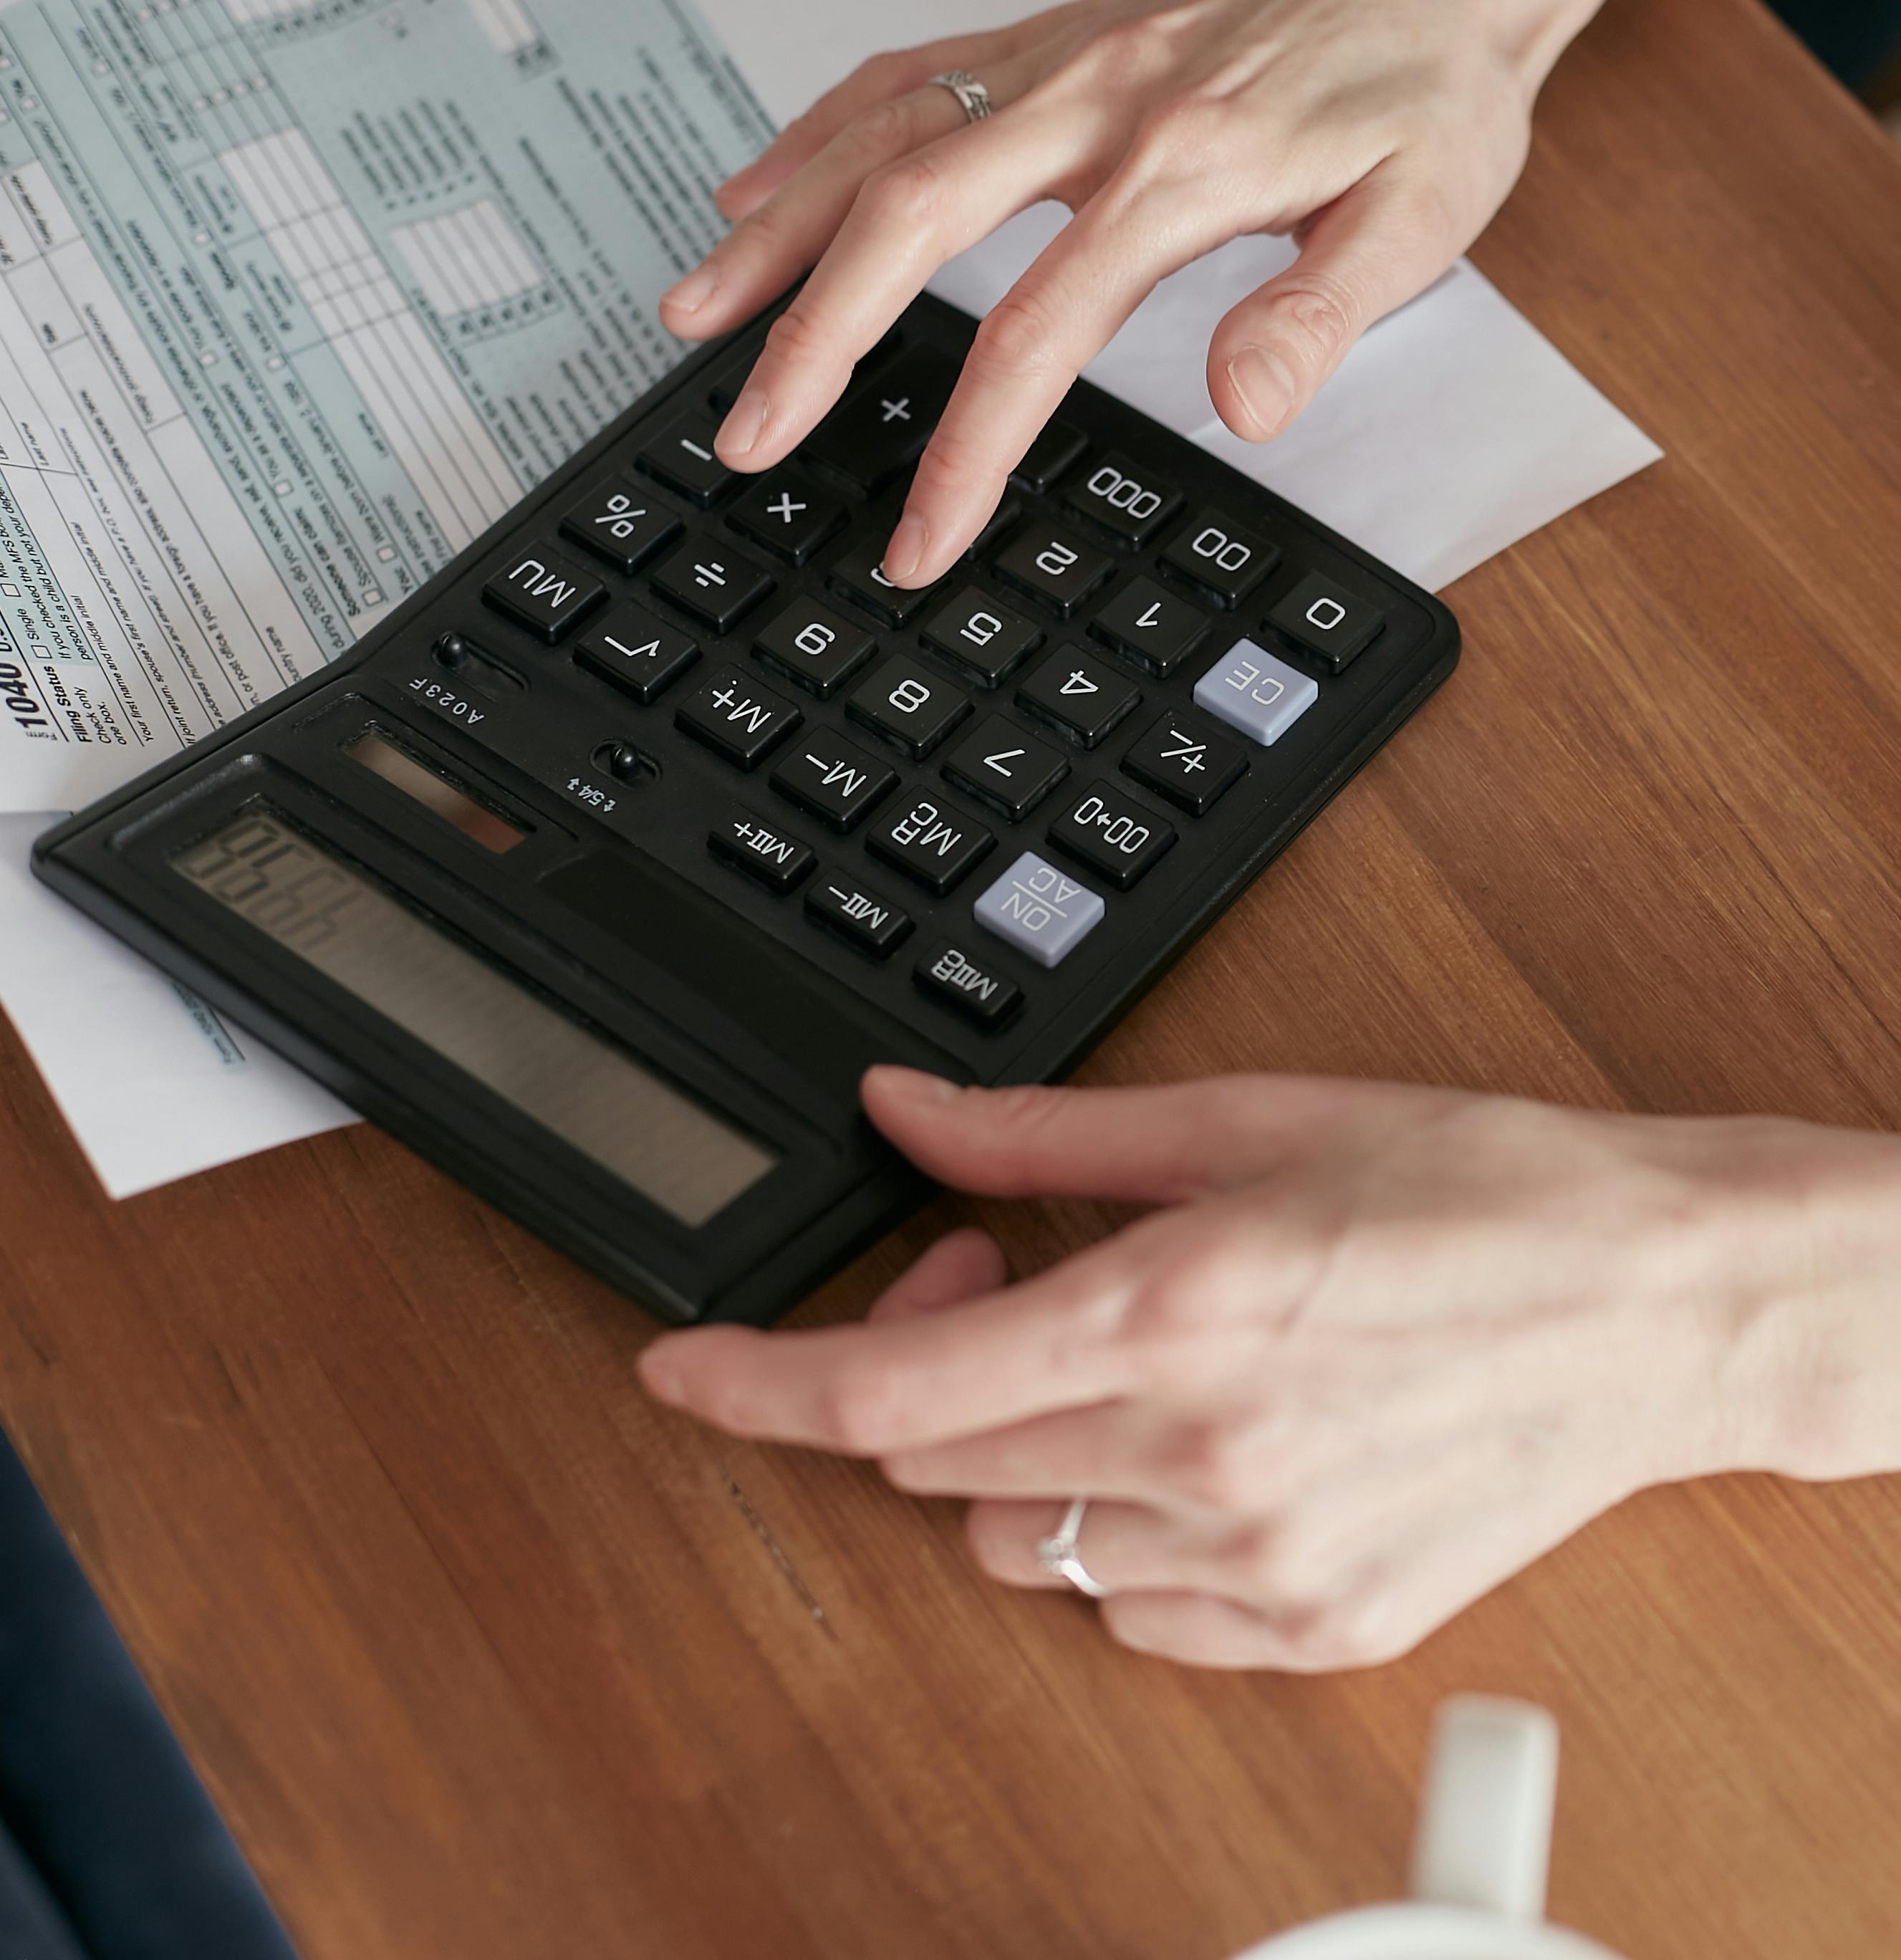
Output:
[{"xmin": 5, "ymin": 0, "xmax": 1900, "ymax": 1953}]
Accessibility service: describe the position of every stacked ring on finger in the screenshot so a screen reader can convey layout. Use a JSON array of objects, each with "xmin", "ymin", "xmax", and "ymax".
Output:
[{"xmin": 926, "ymin": 69, "xmax": 994, "ymax": 125}]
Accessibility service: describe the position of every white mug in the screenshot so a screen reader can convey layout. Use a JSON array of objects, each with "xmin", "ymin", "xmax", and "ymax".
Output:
[{"xmin": 1229, "ymin": 1696, "xmax": 1627, "ymax": 1960}]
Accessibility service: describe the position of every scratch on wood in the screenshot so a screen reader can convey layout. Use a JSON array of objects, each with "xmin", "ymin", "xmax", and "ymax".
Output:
[{"xmin": 720, "ymin": 1466, "xmax": 836, "ymax": 1641}]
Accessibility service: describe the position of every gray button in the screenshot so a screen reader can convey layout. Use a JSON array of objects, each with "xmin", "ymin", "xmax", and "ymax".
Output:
[
  {"xmin": 1191, "ymin": 638, "xmax": 1319, "ymax": 745},
  {"xmin": 972, "ymin": 851, "xmax": 1106, "ymax": 969}
]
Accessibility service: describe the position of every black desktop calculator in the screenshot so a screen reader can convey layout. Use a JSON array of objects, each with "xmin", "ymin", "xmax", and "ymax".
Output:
[{"xmin": 34, "ymin": 293, "xmax": 1458, "ymax": 1325}]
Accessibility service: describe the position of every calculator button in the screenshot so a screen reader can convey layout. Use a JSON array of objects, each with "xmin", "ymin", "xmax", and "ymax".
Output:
[
  {"xmin": 1062, "ymin": 450, "xmax": 1181, "ymax": 546},
  {"xmin": 481, "ymin": 544, "xmax": 605, "ymax": 644},
  {"xmin": 1160, "ymin": 510, "xmax": 1280, "ymax": 607},
  {"xmin": 1266, "ymin": 571, "xmax": 1387, "ymax": 672},
  {"xmin": 559, "ymin": 479, "xmax": 681, "ymax": 575},
  {"xmin": 804, "ymin": 347, "xmax": 958, "ymax": 494},
  {"xmin": 709, "ymin": 806, "xmax": 815, "ymax": 893},
  {"xmin": 1009, "ymin": 419, "xmax": 1086, "ymax": 495},
  {"xmin": 806, "ymin": 873, "xmax": 913, "ymax": 958},
  {"xmin": 675, "ymin": 666, "xmax": 802, "ymax": 769},
  {"xmin": 751, "ymin": 599, "xmax": 876, "ymax": 698},
  {"xmin": 1121, "ymin": 712, "xmax": 1246, "ymax": 815},
  {"xmin": 920, "ymin": 586, "xmax": 1042, "ymax": 685},
  {"xmin": 827, "ymin": 535, "xmax": 943, "ymax": 626},
  {"xmin": 650, "ymin": 539, "xmax": 774, "ymax": 634},
  {"xmin": 846, "ymin": 655, "xmax": 970, "ymax": 758},
  {"xmin": 972, "ymin": 852, "xmax": 1106, "ymax": 970},
  {"xmin": 993, "ymin": 524, "xmax": 1113, "ymax": 616},
  {"xmin": 940, "ymin": 715, "xmax": 1069, "ymax": 821},
  {"xmin": 915, "ymin": 939, "xmax": 1023, "ymax": 1027},
  {"xmin": 636, "ymin": 413, "xmax": 732, "ymax": 505},
  {"xmin": 727, "ymin": 472, "xmax": 847, "ymax": 565},
  {"xmin": 574, "ymin": 602, "xmax": 698, "ymax": 702},
  {"xmin": 1089, "ymin": 575, "xmax": 1211, "ymax": 674},
  {"xmin": 1048, "ymin": 781, "xmax": 1176, "ymax": 889},
  {"xmin": 867, "ymin": 794, "xmax": 995, "ymax": 895},
  {"xmin": 1192, "ymin": 638, "xmax": 1319, "ymax": 746},
  {"xmin": 771, "ymin": 731, "xmax": 896, "ymax": 832},
  {"xmin": 965, "ymin": 497, "xmax": 1023, "ymax": 562},
  {"xmin": 1015, "ymin": 648, "xmax": 1140, "ymax": 746}
]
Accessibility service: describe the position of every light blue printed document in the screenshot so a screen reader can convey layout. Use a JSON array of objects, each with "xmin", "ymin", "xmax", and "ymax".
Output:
[{"xmin": 0, "ymin": 0, "xmax": 768, "ymax": 812}]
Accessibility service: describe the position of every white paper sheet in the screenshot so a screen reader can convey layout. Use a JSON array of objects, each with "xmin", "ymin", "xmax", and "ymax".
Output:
[
  {"xmin": 3, "ymin": 0, "xmax": 1662, "ymax": 1200},
  {"xmin": 0, "ymin": 814, "xmax": 352, "ymax": 1196}
]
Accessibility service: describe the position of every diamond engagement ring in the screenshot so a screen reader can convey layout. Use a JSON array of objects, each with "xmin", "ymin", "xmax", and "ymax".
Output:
[
  {"xmin": 1036, "ymin": 1497, "xmax": 1110, "ymax": 1599},
  {"xmin": 927, "ymin": 69, "xmax": 994, "ymax": 125}
]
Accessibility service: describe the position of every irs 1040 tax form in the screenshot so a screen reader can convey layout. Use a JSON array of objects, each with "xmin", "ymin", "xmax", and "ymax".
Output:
[{"xmin": 0, "ymin": 0, "xmax": 769, "ymax": 813}]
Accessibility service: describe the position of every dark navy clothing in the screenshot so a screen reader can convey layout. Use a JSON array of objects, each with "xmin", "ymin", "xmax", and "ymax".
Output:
[{"xmin": 0, "ymin": 1432, "xmax": 297, "ymax": 1960}]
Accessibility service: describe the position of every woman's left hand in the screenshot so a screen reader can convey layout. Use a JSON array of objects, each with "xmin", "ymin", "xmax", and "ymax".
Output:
[{"xmin": 640, "ymin": 1065, "xmax": 1896, "ymax": 1669}]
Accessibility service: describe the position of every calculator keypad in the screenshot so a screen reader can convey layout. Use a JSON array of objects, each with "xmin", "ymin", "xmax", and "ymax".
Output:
[
  {"xmin": 676, "ymin": 666, "xmax": 802, "ymax": 768},
  {"xmin": 941, "ymin": 715, "xmax": 1069, "ymax": 821},
  {"xmin": 807, "ymin": 873, "xmax": 913, "ymax": 958},
  {"xmin": 1016, "ymin": 648, "xmax": 1140, "ymax": 746},
  {"xmin": 1266, "ymin": 571, "xmax": 1386, "ymax": 672},
  {"xmin": 408, "ymin": 306, "xmax": 1418, "ymax": 1059},
  {"xmin": 711, "ymin": 807, "xmax": 815, "ymax": 891},
  {"xmin": 1122, "ymin": 711, "xmax": 1247, "ymax": 814},
  {"xmin": 920, "ymin": 587, "xmax": 1042, "ymax": 685},
  {"xmin": 1160, "ymin": 509, "xmax": 1280, "ymax": 607},
  {"xmin": 867, "ymin": 794, "xmax": 994, "ymax": 895},
  {"xmin": 972, "ymin": 852, "xmax": 1106, "ymax": 969},
  {"xmin": 637, "ymin": 413, "xmax": 732, "ymax": 505},
  {"xmin": 561, "ymin": 479, "xmax": 682, "ymax": 575},
  {"xmin": 847, "ymin": 655, "xmax": 969, "ymax": 758},
  {"xmin": 576, "ymin": 602, "xmax": 698, "ymax": 702},
  {"xmin": 752, "ymin": 599, "xmax": 876, "ymax": 697},
  {"xmin": 994, "ymin": 523, "xmax": 1114, "ymax": 616},
  {"xmin": 1089, "ymin": 576, "xmax": 1209, "ymax": 673},
  {"xmin": 728, "ymin": 473, "xmax": 846, "ymax": 566},
  {"xmin": 771, "ymin": 731, "xmax": 896, "ymax": 831},
  {"xmin": 650, "ymin": 539, "xmax": 774, "ymax": 634},
  {"xmin": 1049, "ymin": 781, "xmax": 1175, "ymax": 888},
  {"xmin": 1192, "ymin": 639, "xmax": 1319, "ymax": 746},
  {"xmin": 482, "ymin": 544, "xmax": 605, "ymax": 644}
]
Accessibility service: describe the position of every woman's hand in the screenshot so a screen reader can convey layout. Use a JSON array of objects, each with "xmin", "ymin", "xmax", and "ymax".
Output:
[
  {"xmin": 659, "ymin": 0, "xmax": 1602, "ymax": 585},
  {"xmin": 641, "ymin": 1067, "xmax": 1901, "ymax": 1669}
]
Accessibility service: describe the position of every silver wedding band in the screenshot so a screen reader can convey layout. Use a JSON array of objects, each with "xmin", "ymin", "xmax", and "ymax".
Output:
[
  {"xmin": 927, "ymin": 68, "xmax": 993, "ymax": 125},
  {"xmin": 1036, "ymin": 1496, "xmax": 1110, "ymax": 1599}
]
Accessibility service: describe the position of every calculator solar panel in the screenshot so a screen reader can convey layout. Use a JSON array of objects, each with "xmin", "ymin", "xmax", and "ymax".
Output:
[{"xmin": 34, "ymin": 292, "xmax": 1458, "ymax": 1325}]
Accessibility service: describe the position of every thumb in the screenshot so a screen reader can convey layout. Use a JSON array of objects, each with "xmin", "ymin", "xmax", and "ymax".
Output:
[
  {"xmin": 1208, "ymin": 163, "xmax": 1467, "ymax": 443},
  {"xmin": 861, "ymin": 1067, "xmax": 1351, "ymax": 1204}
]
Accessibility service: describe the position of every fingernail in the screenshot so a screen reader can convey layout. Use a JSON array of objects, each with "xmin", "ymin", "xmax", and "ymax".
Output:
[
  {"xmin": 663, "ymin": 261, "xmax": 719, "ymax": 317},
  {"xmin": 639, "ymin": 1345, "xmax": 684, "ymax": 1403},
  {"xmin": 867, "ymin": 1065, "xmax": 959, "ymax": 1105},
  {"xmin": 719, "ymin": 385, "xmax": 767, "ymax": 459},
  {"xmin": 881, "ymin": 513, "xmax": 929, "ymax": 585},
  {"xmin": 1226, "ymin": 342, "xmax": 1299, "ymax": 440}
]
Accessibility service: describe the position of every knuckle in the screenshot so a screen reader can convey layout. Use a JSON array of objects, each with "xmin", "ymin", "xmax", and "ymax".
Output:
[
  {"xmin": 968, "ymin": 289, "xmax": 1064, "ymax": 384},
  {"xmin": 857, "ymin": 149, "xmax": 945, "ymax": 229},
  {"xmin": 1131, "ymin": 93, "xmax": 1235, "ymax": 174},
  {"xmin": 817, "ymin": 1360, "xmax": 908, "ymax": 1452},
  {"xmin": 847, "ymin": 95, "xmax": 923, "ymax": 169},
  {"xmin": 1119, "ymin": 1241, "xmax": 1251, "ymax": 1348},
  {"xmin": 1158, "ymin": 1414, "xmax": 1261, "ymax": 1511},
  {"xmin": 762, "ymin": 304, "xmax": 834, "ymax": 370},
  {"xmin": 1260, "ymin": 277, "xmax": 1362, "ymax": 373}
]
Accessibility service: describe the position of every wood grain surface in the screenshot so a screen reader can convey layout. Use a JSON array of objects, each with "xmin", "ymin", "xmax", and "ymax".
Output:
[{"xmin": 5, "ymin": 0, "xmax": 1901, "ymax": 1955}]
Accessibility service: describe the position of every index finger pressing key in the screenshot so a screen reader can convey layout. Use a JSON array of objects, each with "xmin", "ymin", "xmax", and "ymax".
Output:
[
  {"xmin": 883, "ymin": 189, "xmax": 1234, "ymax": 585},
  {"xmin": 638, "ymin": 1259, "xmax": 1133, "ymax": 1457}
]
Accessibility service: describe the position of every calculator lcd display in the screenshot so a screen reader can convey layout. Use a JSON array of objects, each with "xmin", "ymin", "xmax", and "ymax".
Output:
[{"xmin": 170, "ymin": 810, "xmax": 778, "ymax": 1228}]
